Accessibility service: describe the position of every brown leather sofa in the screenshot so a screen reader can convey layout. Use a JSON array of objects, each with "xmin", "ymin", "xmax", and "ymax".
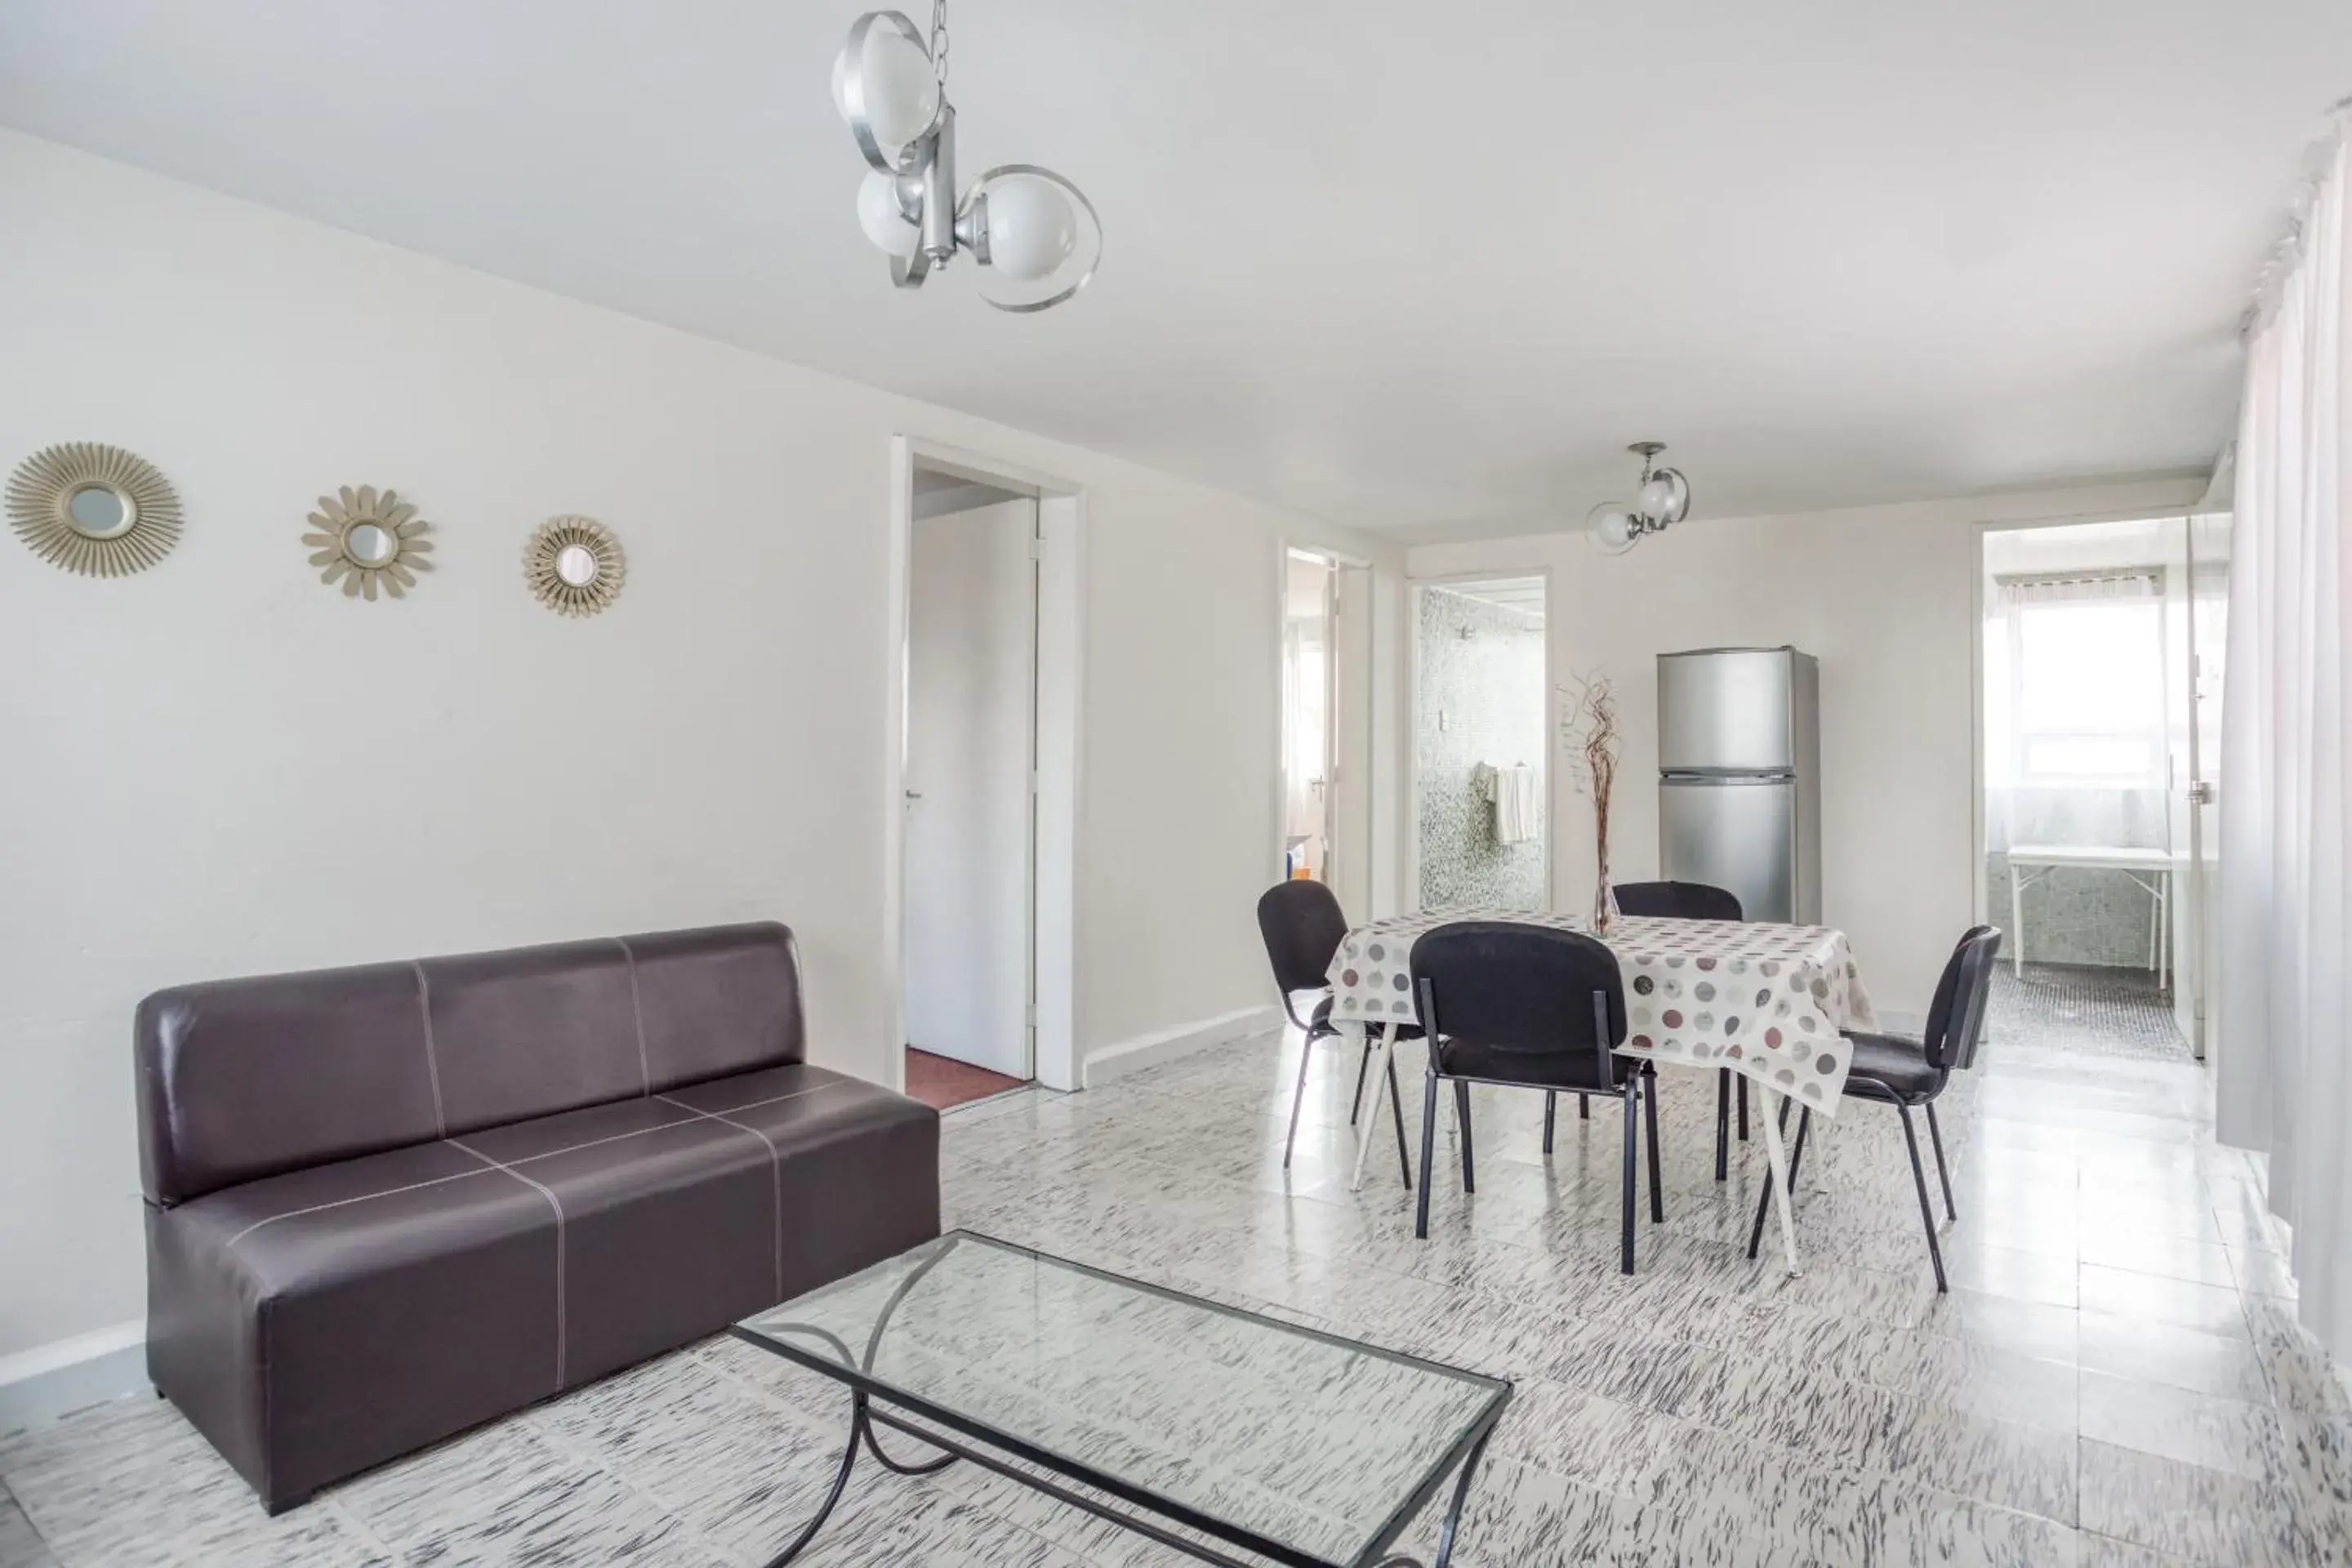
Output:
[{"xmin": 133, "ymin": 923, "xmax": 939, "ymax": 1512}]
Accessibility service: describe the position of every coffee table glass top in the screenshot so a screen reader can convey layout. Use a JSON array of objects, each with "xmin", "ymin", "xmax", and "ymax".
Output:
[{"xmin": 734, "ymin": 1231, "xmax": 1510, "ymax": 1568}]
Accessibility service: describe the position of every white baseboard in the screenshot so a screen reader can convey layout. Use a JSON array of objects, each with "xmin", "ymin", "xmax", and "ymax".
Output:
[
  {"xmin": 1080, "ymin": 1004, "xmax": 1281, "ymax": 1089},
  {"xmin": 0, "ymin": 1321, "xmax": 149, "ymax": 1438}
]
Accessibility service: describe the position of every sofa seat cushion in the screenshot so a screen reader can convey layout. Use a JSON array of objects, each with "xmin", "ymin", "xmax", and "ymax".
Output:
[{"xmin": 657, "ymin": 1063, "xmax": 942, "ymax": 1301}]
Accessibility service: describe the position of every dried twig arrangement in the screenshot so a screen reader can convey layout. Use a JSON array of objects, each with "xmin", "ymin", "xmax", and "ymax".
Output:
[{"xmin": 1558, "ymin": 670, "xmax": 1623, "ymax": 929}]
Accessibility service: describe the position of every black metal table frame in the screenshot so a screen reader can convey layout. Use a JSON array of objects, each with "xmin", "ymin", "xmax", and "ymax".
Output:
[{"xmin": 730, "ymin": 1233, "xmax": 1509, "ymax": 1568}]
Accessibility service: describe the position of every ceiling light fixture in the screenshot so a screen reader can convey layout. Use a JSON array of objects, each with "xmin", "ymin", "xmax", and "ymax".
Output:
[
  {"xmin": 831, "ymin": 1, "xmax": 1102, "ymax": 312},
  {"xmin": 1586, "ymin": 442, "xmax": 1692, "ymax": 555}
]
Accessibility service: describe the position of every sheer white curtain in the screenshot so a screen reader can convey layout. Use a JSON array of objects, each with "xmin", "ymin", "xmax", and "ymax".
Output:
[{"xmin": 2216, "ymin": 109, "xmax": 2352, "ymax": 1356}]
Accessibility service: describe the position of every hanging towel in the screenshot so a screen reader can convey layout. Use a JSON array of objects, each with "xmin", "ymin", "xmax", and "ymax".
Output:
[{"xmin": 1485, "ymin": 763, "xmax": 1540, "ymax": 844}]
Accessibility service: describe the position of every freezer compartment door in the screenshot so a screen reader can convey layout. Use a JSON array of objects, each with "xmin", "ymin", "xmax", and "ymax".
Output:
[
  {"xmin": 1658, "ymin": 649, "xmax": 1794, "ymax": 773},
  {"xmin": 1660, "ymin": 776, "xmax": 1797, "ymax": 924}
]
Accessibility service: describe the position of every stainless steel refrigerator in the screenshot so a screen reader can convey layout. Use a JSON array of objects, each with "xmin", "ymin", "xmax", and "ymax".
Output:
[{"xmin": 1657, "ymin": 647, "xmax": 1821, "ymax": 924}]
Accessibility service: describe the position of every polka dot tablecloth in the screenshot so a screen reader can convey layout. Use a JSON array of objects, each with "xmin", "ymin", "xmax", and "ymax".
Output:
[{"xmin": 1326, "ymin": 911, "xmax": 1878, "ymax": 1116}]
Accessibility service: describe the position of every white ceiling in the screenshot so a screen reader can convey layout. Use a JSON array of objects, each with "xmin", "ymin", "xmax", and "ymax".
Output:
[{"xmin": 4, "ymin": 2, "xmax": 2343, "ymax": 539}]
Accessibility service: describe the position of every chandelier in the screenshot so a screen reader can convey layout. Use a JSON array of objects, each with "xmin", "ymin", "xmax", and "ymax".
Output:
[
  {"xmin": 831, "ymin": 1, "xmax": 1102, "ymax": 312},
  {"xmin": 1586, "ymin": 442, "xmax": 1692, "ymax": 554}
]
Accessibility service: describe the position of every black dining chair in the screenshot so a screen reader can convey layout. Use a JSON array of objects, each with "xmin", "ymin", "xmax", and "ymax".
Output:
[
  {"xmin": 1613, "ymin": 880, "xmax": 1748, "ymax": 1180},
  {"xmin": 1745, "ymin": 924, "xmax": 2002, "ymax": 1293},
  {"xmin": 1409, "ymin": 922, "xmax": 1662, "ymax": 1272},
  {"xmin": 1256, "ymin": 880, "xmax": 1415, "ymax": 1186}
]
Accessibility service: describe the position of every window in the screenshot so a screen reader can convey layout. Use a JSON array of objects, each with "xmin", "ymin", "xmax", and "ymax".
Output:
[{"xmin": 1985, "ymin": 572, "xmax": 2165, "ymax": 788}]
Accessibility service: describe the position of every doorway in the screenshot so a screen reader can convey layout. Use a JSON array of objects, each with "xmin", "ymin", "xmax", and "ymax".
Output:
[
  {"xmin": 902, "ymin": 464, "xmax": 1037, "ymax": 1109},
  {"xmin": 1410, "ymin": 576, "xmax": 1550, "ymax": 911},
  {"xmin": 1976, "ymin": 514, "xmax": 2229, "ymax": 1058}
]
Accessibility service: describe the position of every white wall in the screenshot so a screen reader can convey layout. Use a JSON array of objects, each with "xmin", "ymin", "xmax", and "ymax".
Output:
[
  {"xmin": 0, "ymin": 131, "xmax": 1400, "ymax": 1361},
  {"xmin": 1409, "ymin": 478, "xmax": 2204, "ymax": 1017}
]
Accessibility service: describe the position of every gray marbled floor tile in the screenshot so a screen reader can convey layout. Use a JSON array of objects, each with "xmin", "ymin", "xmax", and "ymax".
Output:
[
  {"xmin": 2072, "ymin": 1534, "xmax": 2217, "ymax": 1567},
  {"xmin": 1878, "ymin": 1488, "xmax": 2079, "ymax": 1567},
  {"xmin": 328, "ymin": 1415, "xmax": 577, "ymax": 1549},
  {"xmin": 1938, "ymin": 1238, "xmax": 2082, "ymax": 1308},
  {"xmin": 2078, "ymin": 1370, "xmax": 2282, "ymax": 1481},
  {"xmin": 2077, "ymin": 1439, "xmax": 2321, "ymax": 1568},
  {"xmin": 1682, "ymin": 1357, "xmax": 1901, "ymax": 1477},
  {"xmin": 2228, "ymin": 1243, "xmax": 2298, "ymax": 1301},
  {"xmin": 1639, "ymin": 1424, "xmax": 1900, "ymax": 1565},
  {"xmin": 2076, "ymin": 1193, "xmax": 2227, "ymax": 1247},
  {"xmin": 2075, "ymin": 1312, "xmax": 2273, "ymax": 1404},
  {"xmin": 1486, "ymin": 1378, "xmax": 1692, "ymax": 1499},
  {"xmin": 1864, "ymin": 1385, "xmax": 2078, "ymax": 1525},
  {"xmin": 2078, "ymin": 1231, "xmax": 2239, "ymax": 1290},
  {"xmin": 0, "ymin": 1486, "xmax": 55, "ymax": 1568},
  {"xmin": 1882, "ymin": 1338, "xmax": 2078, "ymax": 1434},
  {"xmin": 398, "ymin": 1468, "xmax": 732, "ymax": 1566},
  {"xmin": 2078, "ymin": 1265, "xmax": 2249, "ymax": 1339},
  {"xmin": 1917, "ymin": 1290, "xmax": 2082, "ymax": 1365}
]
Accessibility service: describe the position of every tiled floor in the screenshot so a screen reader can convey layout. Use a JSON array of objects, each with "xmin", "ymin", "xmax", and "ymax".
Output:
[
  {"xmin": 4, "ymin": 1013, "xmax": 2348, "ymax": 1566},
  {"xmin": 1989, "ymin": 962, "xmax": 2189, "ymax": 1062}
]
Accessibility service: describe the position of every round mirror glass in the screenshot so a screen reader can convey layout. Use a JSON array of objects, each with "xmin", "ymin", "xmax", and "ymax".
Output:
[
  {"xmin": 344, "ymin": 523, "xmax": 397, "ymax": 566},
  {"xmin": 555, "ymin": 543, "xmax": 599, "ymax": 587},
  {"xmin": 65, "ymin": 484, "xmax": 134, "ymax": 539}
]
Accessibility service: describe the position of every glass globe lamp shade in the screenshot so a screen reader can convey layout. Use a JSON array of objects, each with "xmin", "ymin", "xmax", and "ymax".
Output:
[
  {"xmin": 835, "ymin": 20, "xmax": 940, "ymax": 151},
  {"xmin": 964, "ymin": 165, "xmax": 1102, "ymax": 312},
  {"xmin": 1587, "ymin": 502, "xmax": 1637, "ymax": 552},
  {"xmin": 856, "ymin": 170, "xmax": 920, "ymax": 257},
  {"xmin": 1640, "ymin": 467, "xmax": 1690, "ymax": 524},
  {"xmin": 985, "ymin": 176, "xmax": 1078, "ymax": 282},
  {"xmin": 1637, "ymin": 475, "xmax": 1676, "ymax": 522}
]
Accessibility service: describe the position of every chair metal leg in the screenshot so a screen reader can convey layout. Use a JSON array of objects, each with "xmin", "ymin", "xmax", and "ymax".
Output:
[
  {"xmin": 1387, "ymin": 1051, "xmax": 1413, "ymax": 1190},
  {"xmin": 1579, "ymin": 1094, "xmax": 1590, "ymax": 1120},
  {"xmin": 1620, "ymin": 1077, "xmax": 1640, "ymax": 1274},
  {"xmin": 1713, "ymin": 1068, "xmax": 1731, "ymax": 1181},
  {"xmin": 1738, "ymin": 1075, "xmax": 1749, "ymax": 1141},
  {"xmin": 1349, "ymin": 1040, "xmax": 1371, "ymax": 1127},
  {"xmin": 1414, "ymin": 1071, "xmax": 1441, "ymax": 1239},
  {"xmin": 1925, "ymin": 1102, "xmax": 1955, "ymax": 1223},
  {"xmin": 1454, "ymin": 1080, "xmax": 1476, "ymax": 1193},
  {"xmin": 1787, "ymin": 1106, "xmax": 1811, "ymax": 1194},
  {"xmin": 1643, "ymin": 1066, "xmax": 1664, "ymax": 1223},
  {"xmin": 1543, "ymin": 1090, "xmax": 1557, "ymax": 1154},
  {"xmin": 1746, "ymin": 1094, "xmax": 1795, "ymax": 1261},
  {"xmin": 1899, "ymin": 1104, "xmax": 1949, "ymax": 1293},
  {"xmin": 1282, "ymin": 1031, "xmax": 1314, "ymax": 1170}
]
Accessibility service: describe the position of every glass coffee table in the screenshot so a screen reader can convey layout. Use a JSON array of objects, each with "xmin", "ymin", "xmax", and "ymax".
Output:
[{"xmin": 731, "ymin": 1231, "xmax": 1511, "ymax": 1568}]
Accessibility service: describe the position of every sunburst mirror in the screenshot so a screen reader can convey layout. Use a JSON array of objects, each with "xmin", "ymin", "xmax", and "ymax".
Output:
[
  {"xmin": 303, "ymin": 486, "xmax": 432, "ymax": 600},
  {"xmin": 6, "ymin": 441, "xmax": 184, "ymax": 577},
  {"xmin": 524, "ymin": 514, "xmax": 625, "ymax": 617}
]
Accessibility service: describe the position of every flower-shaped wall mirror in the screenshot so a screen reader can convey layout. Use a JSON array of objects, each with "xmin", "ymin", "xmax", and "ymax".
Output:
[
  {"xmin": 303, "ymin": 486, "xmax": 431, "ymax": 600},
  {"xmin": 525, "ymin": 515, "xmax": 625, "ymax": 617},
  {"xmin": 6, "ymin": 441, "xmax": 184, "ymax": 577}
]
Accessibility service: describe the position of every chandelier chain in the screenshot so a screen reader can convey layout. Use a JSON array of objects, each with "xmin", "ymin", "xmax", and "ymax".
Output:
[{"xmin": 931, "ymin": 0, "xmax": 950, "ymax": 87}]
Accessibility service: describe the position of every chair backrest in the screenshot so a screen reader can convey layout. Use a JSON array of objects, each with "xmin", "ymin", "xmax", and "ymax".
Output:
[
  {"xmin": 1409, "ymin": 922, "xmax": 1628, "ymax": 1085},
  {"xmin": 1613, "ymin": 880, "xmax": 1744, "ymax": 922},
  {"xmin": 1256, "ymin": 880, "xmax": 1349, "ymax": 1009},
  {"xmin": 1924, "ymin": 924, "xmax": 2003, "ymax": 1071}
]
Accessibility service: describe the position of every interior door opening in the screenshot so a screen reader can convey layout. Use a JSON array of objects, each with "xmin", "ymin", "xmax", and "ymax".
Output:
[
  {"xmin": 1976, "ymin": 514, "xmax": 2228, "ymax": 1059},
  {"xmin": 902, "ymin": 464, "xmax": 1039, "ymax": 1110}
]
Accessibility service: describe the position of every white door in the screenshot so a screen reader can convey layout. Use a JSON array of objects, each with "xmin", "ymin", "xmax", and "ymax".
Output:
[{"xmin": 904, "ymin": 497, "xmax": 1036, "ymax": 1079}]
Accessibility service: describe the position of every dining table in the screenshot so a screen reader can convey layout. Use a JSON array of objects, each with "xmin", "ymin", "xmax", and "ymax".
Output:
[{"xmin": 1325, "ymin": 909, "xmax": 1880, "ymax": 1276}]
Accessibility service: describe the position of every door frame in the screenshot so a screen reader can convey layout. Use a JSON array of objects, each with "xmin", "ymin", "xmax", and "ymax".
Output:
[
  {"xmin": 885, "ymin": 435, "xmax": 1085, "ymax": 1093},
  {"xmin": 1403, "ymin": 568, "xmax": 1555, "ymax": 914},
  {"xmin": 1967, "ymin": 506, "xmax": 2199, "ymax": 994}
]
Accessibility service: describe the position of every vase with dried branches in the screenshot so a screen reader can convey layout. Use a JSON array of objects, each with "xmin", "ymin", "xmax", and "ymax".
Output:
[{"xmin": 1559, "ymin": 670, "xmax": 1623, "ymax": 933}]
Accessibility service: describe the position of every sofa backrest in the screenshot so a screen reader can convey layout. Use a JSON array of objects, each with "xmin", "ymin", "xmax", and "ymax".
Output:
[{"xmin": 134, "ymin": 922, "xmax": 804, "ymax": 1205}]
